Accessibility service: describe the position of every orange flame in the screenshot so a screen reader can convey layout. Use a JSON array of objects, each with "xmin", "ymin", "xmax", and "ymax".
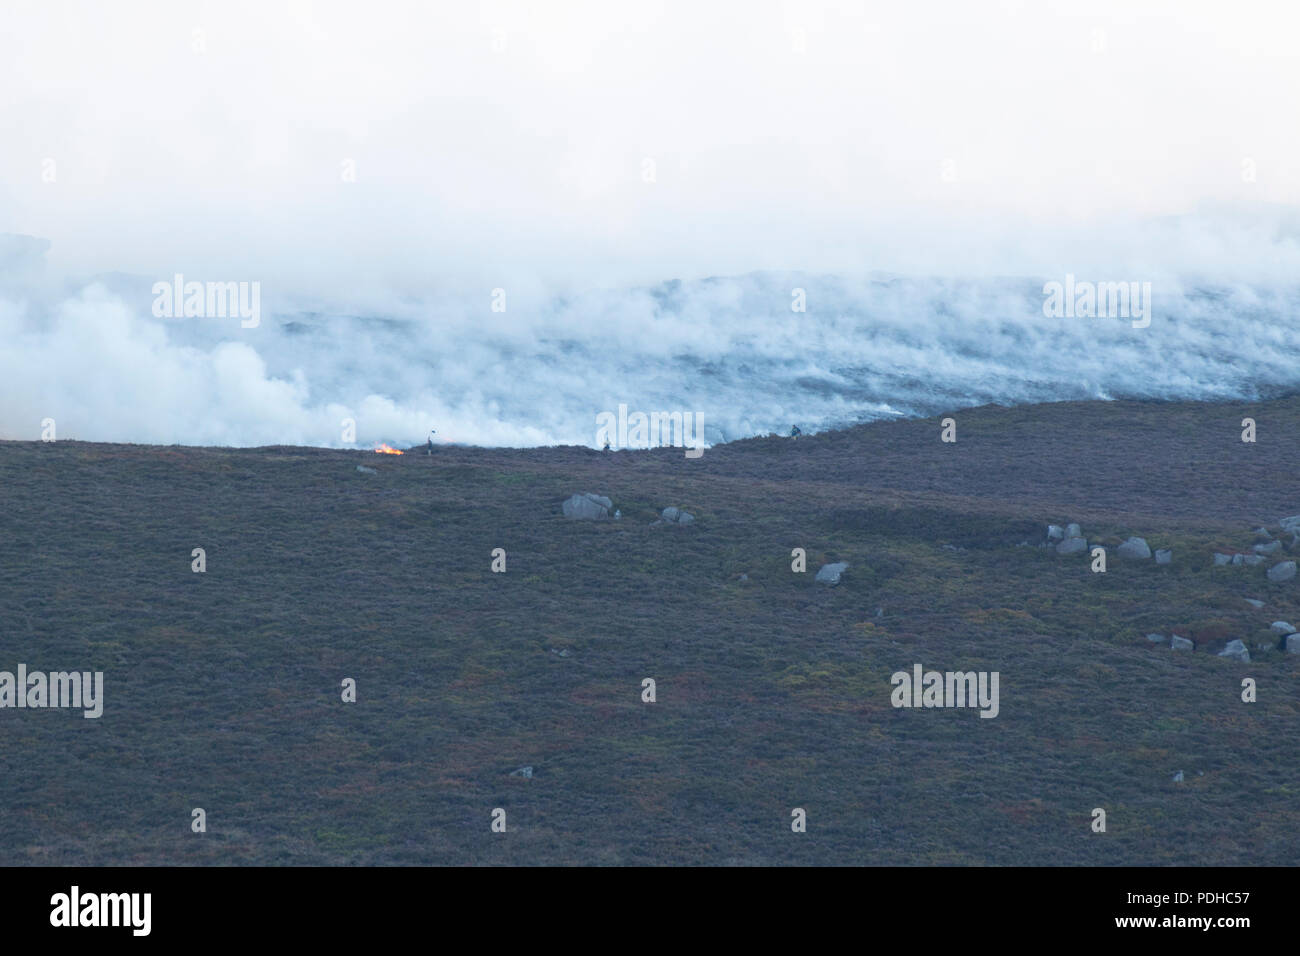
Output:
[{"xmin": 374, "ymin": 443, "xmax": 404, "ymax": 455}]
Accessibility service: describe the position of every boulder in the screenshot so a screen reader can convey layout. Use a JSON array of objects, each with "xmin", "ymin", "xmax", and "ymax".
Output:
[
  {"xmin": 1066, "ymin": 523, "xmax": 1083, "ymax": 539},
  {"xmin": 1145, "ymin": 633, "xmax": 1167, "ymax": 643},
  {"xmin": 355, "ymin": 464, "xmax": 378, "ymax": 475},
  {"xmin": 815, "ymin": 562, "xmax": 849, "ymax": 585},
  {"xmin": 1243, "ymin": 555, "xmax": 1264, "ymax": 567},
  {"xmin": 1287, "ymin": 634, "xmax": 1300, "ymax": 654},
  {"xmin": 659, "ymin": 506, "xmax": 695, "ymax": 525},
  {"xmin": 1280, "ymin": 515, "xmax": 1300, "ymax": 535},
  {"xmin": 1046, "ymin": 524, "xmax": 1064, "ymax": 541},
  {"xmin": 1232, "ymin": 554, "xmax": 1245, "ymax": 566},
  {"xmin": 1155, "ymin": 549, "xmax": 1172, "ymax": 564},
  {"xmin": 1171, "ymin": 635, "xmax": 1193, "ymax": 651},
  {"xmin": 1057, "ymin": 537, "xmax": 1088, "ymax": 555},
  {"xmin": 510, "ymin": 766, "xmax": 534, "ymax": 779},
  {"xmin": 1267, "ymin": 561, "xmax": 1297, "ymax": 583},
  {"xmin": 1172, "ymin": 771, "xmax": 1184, "ymax": 782},
  {"xmin": 1254, "ymin": 527, "xmax": 1273, "ymax": 539},
  {"xmin": 1269, "ymin": 621, "xmax": 1295, "ymax": 636},
  {"xmin": 1243, "ymin": 598, "xmax": 1266, "ymax": 608},
  {"xmin": 562, "ymin": 492, "xmax": 612, "ymax": 520},
  {"xmin": 1217, "ymin": 639, "xmax": 1250, "ymax": 662},
  {"xmin": 1254, "ymin": 540, "xmax": 1282, "ymax": 554},
  {"xmin": 1116, "ymin": 537, "xmax": 1152, "ymax": 560},
  {"xmin": 1213, "ymin": 552, "xmax": 1233, "ymax": 566}
]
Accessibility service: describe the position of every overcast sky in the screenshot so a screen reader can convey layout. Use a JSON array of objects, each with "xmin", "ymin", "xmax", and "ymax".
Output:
[{"xmin": 2, "ymin": 0, "xmax": 1298, "ymax": 294}]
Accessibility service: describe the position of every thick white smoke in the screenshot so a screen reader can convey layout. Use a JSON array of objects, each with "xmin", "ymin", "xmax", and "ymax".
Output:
[{"xmin": 2, "ymin": 2, "xmax": 1298, "ymax": 446}]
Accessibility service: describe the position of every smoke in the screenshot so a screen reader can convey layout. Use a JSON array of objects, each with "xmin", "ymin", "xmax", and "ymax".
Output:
[{"xmin": 2, "ymin": 2, "xmax": 1298, "ymax": 446}]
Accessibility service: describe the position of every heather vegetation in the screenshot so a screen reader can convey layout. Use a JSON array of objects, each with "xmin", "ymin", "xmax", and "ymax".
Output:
[{"xmin": 1, "ymin": 397, "xmax": 1297, "ymax": 865}]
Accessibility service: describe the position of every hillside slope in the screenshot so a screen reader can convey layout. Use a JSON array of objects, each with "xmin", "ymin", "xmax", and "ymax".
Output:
[{"xmin": 1, "ymin": 397, "xmax": 1298, "ymax": 865}]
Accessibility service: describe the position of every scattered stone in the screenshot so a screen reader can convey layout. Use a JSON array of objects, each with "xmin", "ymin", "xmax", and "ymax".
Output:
[
  {"xmin": 1243, "ymin": 555, "xmax": 1264, "ymax": 566},
  {"xmin": 1155, "ymin": 549, "xmax": 1172, "ymax": 564},
  {"xmin": 1267, "ymin": 561, "xmax": 1297, "ymax": 583},
  {"xmin": 815, "ymin": 562, "xmax": 849, "ymax": 585},
  {"xmin": 1217, "ymin": 639, "xmax": 1250, "ymax": 662},
  {"xmin": 1057, "ymin": 537, "xmax": 1088, "ymax": 555},
  {"xmin": 1287, "ymin": 634, "xmax": 1300, "ymax": 654},
  {"xmin": 549, "ymin": 647, "xmax": 571, "ymax": 658},
  {"xmin": 1269, "ymin": 621, "xmax": 1295, "ymax": 636},
  {"xmin": 1254, "ymin": 527, "xmax": 1273, "ymax": 539},
  {"xmin": 1172, "ymin": 771, "xmax": 1184, "ymax": 782},
  {"xmin": 1145, "ymin": 633, "xmax": 1167, "ymax": 643},
  {"xmin": 1046, "ymin": 524, "xmax": 1064, "ymax": 541},
  {"xmin": 1213, "ymin": 552, "xmax": 1233, "ymax": 565},
  {"xmin": 1232, "ymin": 554, "xmax": 1244, "ymax": 566},
  {"xmin": 1280, "ymin": 515, "xmax": 1300, "ymax": 535},
  {"xmin": 1171, "ymin": 635, "xmax": 1193, "ymax": 651},
  {"xmin": 510, "ymin": 766, "xmax": 534, "ymax": 779},
  {"xmin": 1117, "ymin": 536, "xmax": 1151, "ymax": 560},
  {"xmin": 659, "ymin": 506, "xmax": 695, "ymax": 525},
  {"xmin": 1066, "ymin": 523, "xmax": 1083, "ymax": 539},
  {"xmin": 355, "ymin": 464, "xmax": 378, "ymax": 475},
  {"xmin": 562, "ymin": 492, "xmax": 612, "ymax": 520},
  {"xmin": 1254, "ymin": 540, "xmax": 1282, "ymax": 554},
  {"xmin": 1243, "ymin": 598, "xmax": 1265, "ymax": 608}
]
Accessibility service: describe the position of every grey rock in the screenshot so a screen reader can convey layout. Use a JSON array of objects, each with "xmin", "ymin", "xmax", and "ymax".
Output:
[
  {"xmin": 1217, "ymin": 639, "xmax": 1250, "ymax": 662},
  {"xmin": 1046, "ymin": 524, "xmax": 1064, "ymax": 541},
  {"xmin": 1267, "ymin": 561, "xmax": 1297, "ymax": 583},
  {"xmin": 1066, "ymin": 523, "xmax": 1083, "ymax": 539},
  {"xmin": 1155, "ymin": 549, "xmax": 1172, "ymax": 564},
  {"xmin": 1172, "ymin": 771, "xmax": 1184, "ymax": 782},
  {"xmin": 1280, "ymin": 515, "xmax": 1300, "ymax": 535},
  {"xmin": 1244, "ymin": 598, "xmax": 1266, "ymax": 608},
  {"xmin": 1171, "ymin": 635, "xmax": 1194, "ymax": 651},
  {"xmin": 562, "ymin": 493, "xmax": 612, "ymax": 520},
  {"xmin": 1243, "ymin": 555, "xmax": 1264, "ymax": 566},
  {"xmin": 355, "ymin": 464, "xmax": 378, "ymax": 475},
  {"xmin": 1213, "ymin": 552, "xmax": 1233, "ymax": 566},
  {"xmin": 1057, "ymin": 536, "xmax": 1089, "ymax": 555},
  {"xmin": 510, "ymin": 766, "xmax": 533, "ymax": 779},
  {"xmin": 1232, "ymin": 554, "xmax": 1245, "ymax": 566},
  {"xmin": 1145, "ymin": 633, "xmax": 1167, "ymax": 643},
  {"xmin": 815, "ymin": 562, "xmax": 849, "ymax": 585},
  {"xmin": 1117, "ymin": 536, "xmax": 1152, "ymax": 560},
  {"xmin": 1254, "ymin": 527, "xmax": 1273, "ymax": 539},
  {"xmin": 659, "ymin": 506, "xmax": 695, "ymax": 525},
  {"xmin": 1269, "ymin": 621, "xmax": 1295, "ymax": 636},
  {"xmin": 1254, "ymin": 540, "xmax": 1282, "ymax": 554},
  {"xmin": 662, "ymin": 506, "xmax": 679, "ymax": 522},
  {"xmin": 1287, "ymin": 634, "xmax": 1300, "ymax": 654}
]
